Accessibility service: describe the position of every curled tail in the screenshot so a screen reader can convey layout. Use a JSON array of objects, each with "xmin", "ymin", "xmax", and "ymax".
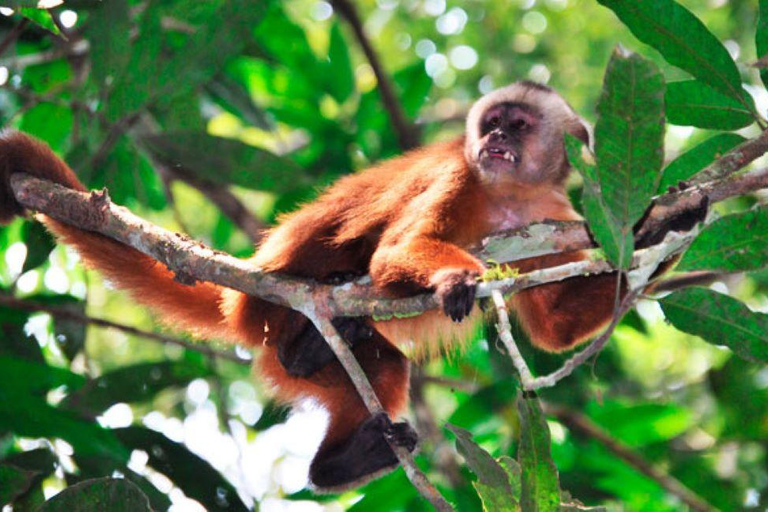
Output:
[{"xmin": 0, "ymin": 131, "xmax": 228, "ymax": 340}]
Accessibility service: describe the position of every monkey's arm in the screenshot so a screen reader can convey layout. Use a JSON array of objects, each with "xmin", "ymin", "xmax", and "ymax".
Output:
[
  {"xmin": 369, "ymin": 187, "xmax": 486, "ymax": 322},
  {"xmin": 0, "ymin": 132, "xmax": 228, "ymax": 340}
]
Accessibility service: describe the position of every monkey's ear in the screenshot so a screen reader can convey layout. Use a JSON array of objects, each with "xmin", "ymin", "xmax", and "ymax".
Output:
[{"xmin": 566, "ymin": 117, "xmax": 594, "ymax": 151}]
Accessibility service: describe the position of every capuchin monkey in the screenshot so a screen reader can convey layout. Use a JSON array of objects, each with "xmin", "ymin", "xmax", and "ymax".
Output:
[{"xmin": 0, "ymin": 81, "xmax": 685, "ymax": 490}]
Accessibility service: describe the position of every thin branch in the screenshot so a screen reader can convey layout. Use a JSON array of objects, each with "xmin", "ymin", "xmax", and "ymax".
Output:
[
  {"xmin": 491, "ymin": 289, "xmax": 535, "ymax": 388},
  {"xmin": 0, "ymin": 18, "xmax": 29, "ymax": 58},
  {"xmin": 652, "ymin": 271, "xmax": 725, "ymax": 293},
  {"xmin": 546, "ymin": 404, "xmax": 716, "ymax": 512},
  {"xmin": 410, "ymin": 369, "xmax": 465, "ymax": 489},
  {"xmin": 301, "ymin": 299, "xmax": 452, "ymax": 511},
  {"xmin": 331, "ymin": 0, "xmax": 420, "ymax": 150},
  {"xmin": 0, "ymin": 294, "xmax": 249, "ymax": 364},
  {"xmin": 162, "ymin": 165, "xmax": 266, "ymax": 244},
  {"xmin": 690, "ymin": 129, "xmax": 768, "ymax": 184},
  {"xmin": 526, "ymin": 288, "xmax": 641, "ymax": 391}
]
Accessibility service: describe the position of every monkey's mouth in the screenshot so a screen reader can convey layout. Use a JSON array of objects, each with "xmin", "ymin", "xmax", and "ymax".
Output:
[{"xmin": 478, "ymin": 147, "xmax": 518, "ymax": 174}]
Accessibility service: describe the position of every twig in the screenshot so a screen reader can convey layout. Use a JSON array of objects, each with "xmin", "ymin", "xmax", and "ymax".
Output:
[
  {"xmin": 525, "ymin": 288, "xmax": 641, "ymax": 391},
  {"xmin": 0, "ymin": 18, "xmax": 29, "ymax": 58},
  {"xmin": 0, "ymin": 294, "xmax": 249, "ymax": 364},
  {"xmin": 491, "ymin": 289, "xmax": 535, "ymax": 388},
  {"xmin": 0, "ymin": 39, "xmax": 89, "ymax": 69},
  {"xmin": 690, "ymin": 129, "xmax": 768, "ymax": 184},
  {"xmin": 546, "ymin": 404, "xmax": 716, "ymax": 512},
  {"xmin": 410, "ymin": 369, "xmax": 465, "ymax": 489},
  {"xmin": 301, "ymin": 298, "xmax": 453, "ymax": 511},
  {"xmin": 652, "ymin": 271, "xmax": 725, "ymax": 293},
  {"xmin": 162, "ymin": 165, "xmax": 266, "ymax": 244},
  {"xmin": 331, "ymin": 0, "xmax": 420, "ymax": 150}
]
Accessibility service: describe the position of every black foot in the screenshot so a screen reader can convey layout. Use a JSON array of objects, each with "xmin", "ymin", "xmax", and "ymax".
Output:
[
  {"xmin": 277, "ymin": 316, "xmax": 373, "ymax": 378},
  {"xmin": 310, "ymin": 413, "xmax": 418, "ymax": 491},
  {"xmin": 635, "ymin": 195, "xmax": 709, "ymax": 248}
]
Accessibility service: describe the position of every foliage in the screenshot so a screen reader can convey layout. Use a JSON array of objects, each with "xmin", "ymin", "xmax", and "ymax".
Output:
[{"xmin": 0, "ymin": 0, "xmax": 767, "ymax": 510}]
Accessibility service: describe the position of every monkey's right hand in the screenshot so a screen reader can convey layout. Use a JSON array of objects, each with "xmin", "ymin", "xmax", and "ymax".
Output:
[{"xmin": 430, "ymin": 268, "xmax": 480, "ymax": 322}]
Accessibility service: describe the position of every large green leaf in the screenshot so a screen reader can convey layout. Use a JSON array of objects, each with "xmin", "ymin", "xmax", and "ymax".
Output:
[
  {"xmin": 678, "ymin": 209, "xmax": 768, "ymax": 273},
  {"xmin": 658, "ymin": 133, "xmax": 745, "ymax": 192},
  {"xmin": 39, "ymin": 478, "xmax": 152, "ymax": 512},
  {"xmin": 447, "ymin": 424, "xmax": 521, "ymax": 511},
  {"xmin": 517, "ymin": 393, "xmax": 560, "ymax": 512},
  {"xmin": 0, "ymin": 357, "xmax": 127, "ymax": 460},
  {"xmin": 0, "ymin": 464, "xmax": 41, "ymax": 505},
  {"xmin": 592, "ymin": 48, "xmax": 665, "ymax": 267},
  {"xmin": 115, "ymin": 427, "xmax": 248, "ymax": 511},
  {"xmin": 567, "ymin": 135, "xmax": 629, "ymax": 268},
  {"xmin": 142, "ymin": 132, "xmax": 308, "ymax": 193},
  {"xmin": 20, "ymin": 220, "xmax": 55, "ymax": 273},
  {"xmin": 597, "ymin": 0, "xmax": 747, "ymax": 108},
  {"xmin": 661, "ymin": 288, "xmax": 768, "ymax": 363},
  {"xmin": 665, "ymin": 81, "xmax": 755, "ymax": 130},
  {"xmin": 63, "ymin": 361, "xmax": 210, "ymax": 416},
  {"xmin": 758, "ymin": 0, "xmax": 768, "ymax": 89}
]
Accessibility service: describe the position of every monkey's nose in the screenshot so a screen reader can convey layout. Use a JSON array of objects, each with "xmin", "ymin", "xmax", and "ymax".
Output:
[{"xmin": 490, "ymin": 130, "xmax": 508, "ymax": 141}]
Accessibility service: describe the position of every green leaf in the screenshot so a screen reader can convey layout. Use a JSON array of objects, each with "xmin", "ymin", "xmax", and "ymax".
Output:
[
  {"xmin": 0, "ymin": 357, "xmax": 127, "ymax": 461},
  {"xmin": 106, "ymin": 0, "xmax": 268, "ymax": 121},
  {"xmin": 115, "ymin": 427, "xmax": 248, "ymax": 511},
  {"xmin": 18, "ymin": 8, "xmax": 59, "ymax": 34},
  {"xmin": 517, "ymin": 392, "xmax": 560, "ymax": 512},
  {"xmin": 665, "ymin": 80, "xmax": 755, "ymax": 130},
  {"xmin": 141, "ymin": 132, "xmax": 308, "ymax": 193},
  {"xmin": 758, "ymin": 1, "xmax": 768, "ymax": 89},
  {"xmin": 448, "ymin": 380, "xmax": 517, "ymax": 430},
  {"xmin": 25, "ymin": 294, "xmax": 87, "ymax": 362},
  {"xmin": 326, "ymin": 23, "xmax": 355, "ymax": 103},
  {"xmin": 86, "ymin": 0, "xmax": 131, "ymax": 88},
  {"xmin": 567, "ymin": 135, "xmax": 630, "ymax": 268},
  {"xmin": 660, "ymin": 288, "xmax": 768, "ymax": 363},
  {"xmin": 597, "ymin": 0, "xmax": 746, "ymax": 107},
  {"xmin": 585, "ymin": 402, "xmax": 693, "ymax": 447},
  {"xmin": 591, "ymin": 48, "xmax": 665, "ymax": 267},
  {"xmin": 447, "ymin": 424, "xmax": 520, "ymax": 511},
  {"xmin": 39, "ymin": 478, "xmax": 152, "ymax": 512},
  {"xmin": 0, "ymin": 464, "xmax": 41, "ymax": 505},
  {"xmin": 658, "ymin": 133, "xmax": 746, "ymax": 192},
  {"xmin": 20, "ymin": 220, "xmax": 55, "ymax": 273},
  {"xmin": 678, "ymin": 209, "xmax": 768, "ymax": 273},
  {"xmin": 63, "ymin": 361, "xmax": 210, "ymax": 416},
  {"xmin": 205, "ymin": 75, "xmax": 271, "ymax": 130}
]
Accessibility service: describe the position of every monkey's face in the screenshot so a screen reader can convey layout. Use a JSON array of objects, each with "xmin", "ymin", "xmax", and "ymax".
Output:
[
  {"xmin": 464, "ymin": 82, "xmax": 591, "ymax": 189},
  {"xmin": 473, "ymin": 102, "xmax": 541, "ymax": 182}
]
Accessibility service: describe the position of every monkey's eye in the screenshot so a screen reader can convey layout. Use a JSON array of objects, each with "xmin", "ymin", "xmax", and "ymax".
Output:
[
  {"xmin": 510, "ymin": 118, "xmax": 528, "ymax": 130},
  {"xmin": 488, "ymin": 116, "xmax": 501, "ymax": 128}
]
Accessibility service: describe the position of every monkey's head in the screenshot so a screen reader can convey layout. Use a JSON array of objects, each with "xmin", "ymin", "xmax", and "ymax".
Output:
[{"xmin": 464, "ymin": 81, "xmax": 591, "ymax": 187}]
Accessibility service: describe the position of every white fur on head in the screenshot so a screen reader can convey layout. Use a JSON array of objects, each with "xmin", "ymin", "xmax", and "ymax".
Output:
[{"xmin": 464, "ymin": 81, "xmax": 593, "ymax": 167}]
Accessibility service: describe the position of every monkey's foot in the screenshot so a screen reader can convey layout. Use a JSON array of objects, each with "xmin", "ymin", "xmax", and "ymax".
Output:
[
  {"xmin": 278, "ymin": 317, "xmax": 373, "ymax": 378},
  {"xmin": 431, "ymin": 268, "xmax": 480, "ymax": 322},
  {"xmin": 309, "ymin": 413, "xmax": 418, "ymax": 492}
]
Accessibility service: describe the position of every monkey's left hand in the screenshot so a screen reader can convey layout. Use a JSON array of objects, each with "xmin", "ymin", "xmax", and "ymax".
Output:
[{"xmin": 430, "ymin": 268, "xmax": 480, "ymax": 322}]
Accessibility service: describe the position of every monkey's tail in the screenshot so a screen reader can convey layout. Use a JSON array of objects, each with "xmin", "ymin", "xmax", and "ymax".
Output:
[{"xmin": 0, "ymin": 131, "xmax": 229, "ymax": 341}]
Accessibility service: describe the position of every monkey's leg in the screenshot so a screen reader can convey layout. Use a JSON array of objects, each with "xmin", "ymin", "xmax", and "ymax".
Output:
[
  {"xmin": 277, "ymin": 316, "xmax": 374, "ymax": 378},
  {"xmin": 307, "ymin": 333, "xmax": 415, "ymax": 491}
]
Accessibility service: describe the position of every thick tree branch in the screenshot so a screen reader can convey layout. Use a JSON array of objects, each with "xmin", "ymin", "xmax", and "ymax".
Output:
[
  {"xmin": 546, "ymin": 404, "xmax": 716, "ymax": 512},
  {"xmin": 0, "ymin": 294, "xmax": 248, "ymax": 364}
]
